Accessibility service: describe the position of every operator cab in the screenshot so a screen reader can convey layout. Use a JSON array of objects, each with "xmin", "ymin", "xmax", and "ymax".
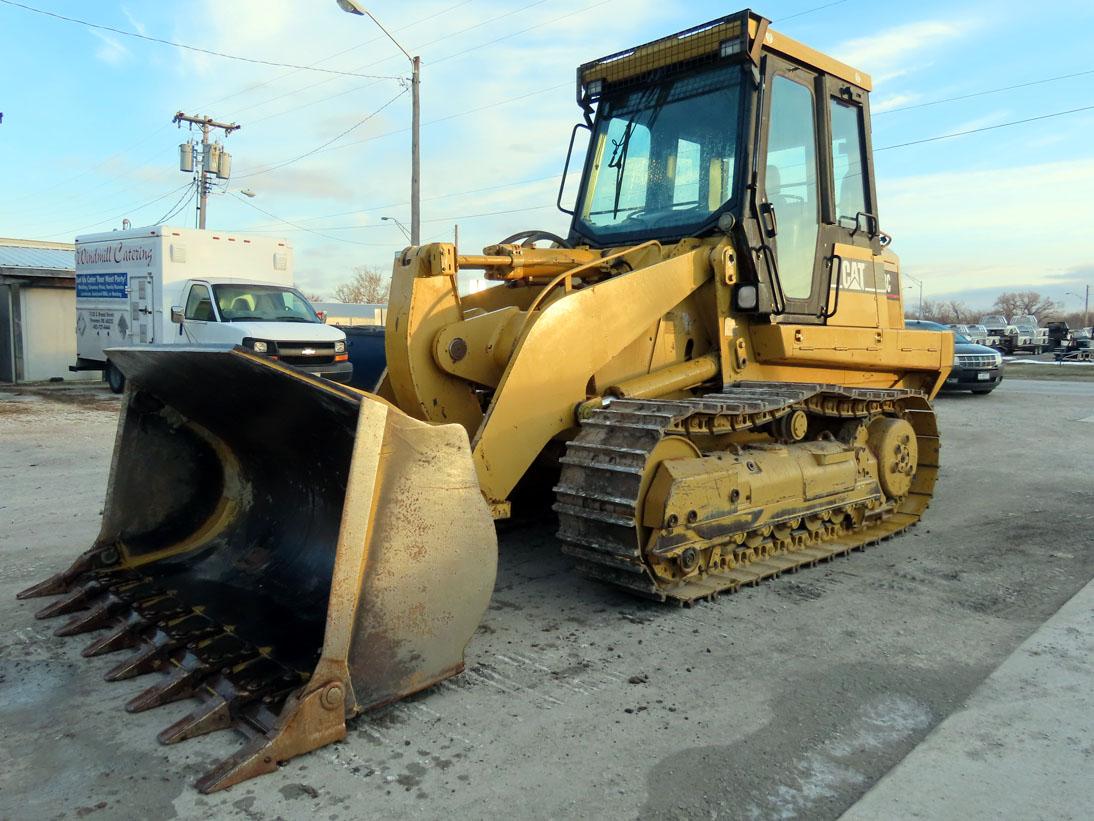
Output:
[{"xmin": 564, "ymin": 10, "xmax": 881, "ymax": 323}]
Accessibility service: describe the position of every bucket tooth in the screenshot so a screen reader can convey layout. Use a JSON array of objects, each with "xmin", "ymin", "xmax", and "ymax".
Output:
[
  {"xmin": 126, "ymin": 666, "xmax": 206, "ymax": 713},
  {"xmin": 83, "ymin": 613, "xmax": 147, "ymax": 657},
  {"xmin": 33, "ymin": 581, "xmax": 102, "ymax": 620},
  {"xmin": 192, "ymin": 681, "xmax": 347, "ymax": 795},
  {"xmin": 158, "ymin": 697, "xmax": 232, "ymax": 745},
  {"xmin": 55, "ymin": 596, "xmax": 124, "ymax": 637},
  {"xmin": 104, "ymin": 636, "xmax": 173, "ymax": 681},
  {"xmin": 17, "ymin": 551, "xmax": 97, "ymax": 599}
]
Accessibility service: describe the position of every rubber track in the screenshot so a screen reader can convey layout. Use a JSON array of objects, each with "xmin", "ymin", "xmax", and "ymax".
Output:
[{"xmin": 553, "ymin": 382, "xmax": 939, "ymax": 602}]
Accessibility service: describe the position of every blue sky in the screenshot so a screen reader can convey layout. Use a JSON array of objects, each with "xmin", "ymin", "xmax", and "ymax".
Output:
[{"xmin": 1, "ymin": 0, "xmax": 1092, "ymax": 314}]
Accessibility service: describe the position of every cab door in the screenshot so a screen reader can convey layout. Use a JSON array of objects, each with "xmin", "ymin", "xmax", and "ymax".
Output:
[
  {"xmin": 756, "ymin": 58, "xmax": 828, "ymax": 321},
  {"xmin": 820, "ymin": 76, "xmax": 885, "ymax": 328},
  {"xmin": 181, "ymin": 282, "xmax": 217, "ymax": 344}
]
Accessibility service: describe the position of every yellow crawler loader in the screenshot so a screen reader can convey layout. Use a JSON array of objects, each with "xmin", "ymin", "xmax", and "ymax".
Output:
[{"xmin": 22, "ymin": 11, "xmax": 951, "ymax": 792}]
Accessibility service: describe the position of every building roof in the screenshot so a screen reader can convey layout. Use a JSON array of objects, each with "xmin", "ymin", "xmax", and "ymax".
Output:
[{"xmin": 0, "ymin": 238, "xmax": 75, "ymax": 273}]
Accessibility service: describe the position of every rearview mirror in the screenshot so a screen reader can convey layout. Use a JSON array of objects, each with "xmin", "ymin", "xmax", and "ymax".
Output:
[
  {"xmin": 556, "ymin": 122, "xmax": 591, "ymax": 216},
  {"xmin": 170, "ymin": 306, "xmax": 183, "ymax": 323}
]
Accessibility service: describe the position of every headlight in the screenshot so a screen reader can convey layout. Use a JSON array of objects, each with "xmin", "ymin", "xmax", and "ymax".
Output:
[
  {"xmin": 993, "ymin": 352, "xmax": 1003, "ymax": 366},
  {"xmin": 953, "ymin": 354, "xmax": 961, "ymax": 367},
  {"xmin": 252, "ymin": 340, "xmax": 268, "ymax": 353},
  {"xmin": 334, "ymin": 340, "xmax": 346, "ymax": 354}
]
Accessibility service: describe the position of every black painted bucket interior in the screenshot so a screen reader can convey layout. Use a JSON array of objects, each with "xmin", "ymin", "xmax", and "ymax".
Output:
[{"xmin": 105, "ymin": 346, "xmax": 362, "ymax": 671}]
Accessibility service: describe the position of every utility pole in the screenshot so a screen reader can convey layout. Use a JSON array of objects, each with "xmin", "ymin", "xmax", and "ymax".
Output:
[
  {"xmin": 173, "ymin": 112, "xmax": 240, "ymax": 229},
  {"xmin": 411, "ymin": 55, "xmax": 420, "ymax": 246}
]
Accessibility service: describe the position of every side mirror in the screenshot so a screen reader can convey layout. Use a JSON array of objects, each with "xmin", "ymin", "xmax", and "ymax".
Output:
[
  {"xmin": 556, "ymin": 122, "xmax": 591, "ymax": 216},
  {"xmin": 170, "ymin": 306, "xmax": 183, "ymax": 323}
]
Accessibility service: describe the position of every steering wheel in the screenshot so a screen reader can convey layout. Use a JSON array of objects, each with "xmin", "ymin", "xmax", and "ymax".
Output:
[
  {"xmin": 625, "ymin": 204, "xmax": 700, "ymax": 223},
  {"xmin": 498, "ymin": 229, "xmax": 573, "ymax": 249},
  {"xmin": 774, "ymin": 194, "xmax": 806, "ymax": 206}
]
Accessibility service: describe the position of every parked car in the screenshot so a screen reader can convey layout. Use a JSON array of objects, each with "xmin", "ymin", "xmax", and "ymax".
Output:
[
  {"xmin": 908, "ymin": 319, "xmax": 1004, "ymax": 394},
  {"xmin": 978, "ymin": 314, "xmax": 1036, "ymax": 354},
  {"xmin": 949, "ymin": 323, "xmax": 997, "ymax": 347},
  {"xmin": 1010, "ymin": 315, "xmax": 1049, "ymax": 352}
]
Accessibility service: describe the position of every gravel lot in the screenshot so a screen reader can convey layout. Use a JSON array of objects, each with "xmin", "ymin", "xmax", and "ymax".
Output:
[{"xmin": 1, "ymin": 379, "xmax": 1091, "ymax": 820}]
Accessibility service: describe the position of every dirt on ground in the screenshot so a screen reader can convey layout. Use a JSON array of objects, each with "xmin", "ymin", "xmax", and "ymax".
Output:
[{"xmin": 1, "ymin": 380, "xmax": 1091, "ymax": 820}]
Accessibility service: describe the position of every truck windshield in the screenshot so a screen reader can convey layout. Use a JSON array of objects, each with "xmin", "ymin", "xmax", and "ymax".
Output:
[
  {"xmin": 213, "ymin": 284, "xmax": 319, "ymax": 323},
  {"xmin": 574, "ymin": 64, "xmax": 744, "ymax": 244}
]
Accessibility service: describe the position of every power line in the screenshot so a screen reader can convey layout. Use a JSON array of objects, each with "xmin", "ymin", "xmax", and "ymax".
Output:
[
  {"xmin": 430, "ymin": 0, "xmax": 613, "ymax": 66},
  {"xmin": 875, "ymin": 104, "xmax": 1094, "ymax": 151},
  {"xmin": 776, "ymin": 0, "xmax": 849, "ymax": 23},
  {"xmin": 0, "ymin": 0, "xmax": 402, "ymax": 79},
  {"xmin": 244, "ymin": 80, "xmax": 573, "ymax": 171},
  {"xmin": 35, "ymin": 182, "xmax": 193, "ymax": 240},
  {"xmin": 237, "ymin": 0, "xmax": 553, "ymax": 126},
  {"xmin": 236, "ymin": 89, "xmax": 407, "ymax": 179},
  {"xmin": 876, "ymin": 68, "xmax": 1094, "ymax": 116},
  {"xmin": 233, "ymin": 204, "xmax": 557, "ymax": 236},
  {"xmin": 195, "ymin": 0, "xmax": 474, "ymax": 111},
  {"xmin": 153, "ymin": 182, "xmax": 197, "ymax": 225},
  {"xmin": 230, "ymin": 193, "xmax": 392, "ymax": 246},
  {"xmin": 240, "ymin": 174, "xmax": 563, "ymax": 230}
]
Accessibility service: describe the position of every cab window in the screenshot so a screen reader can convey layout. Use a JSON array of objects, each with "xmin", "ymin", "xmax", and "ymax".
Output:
[
  {"xmin": 830, "ymin": 98, "xmax": 869, "ymax": 225},
  {"xmin": 765, "ymin": 75, "xmax": 820, "ymax": 300},
  {"xmin": 184, "ymin": 284, "xmax": 215, "ymax": 321}
]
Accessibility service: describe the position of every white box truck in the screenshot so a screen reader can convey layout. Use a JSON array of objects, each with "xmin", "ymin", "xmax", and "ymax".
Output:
[{"xmin": 73, "ymin": 225, "xmax": 351, "ymax": 391}]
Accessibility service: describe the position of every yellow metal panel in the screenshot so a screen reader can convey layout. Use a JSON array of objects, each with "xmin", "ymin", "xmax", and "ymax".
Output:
[
  {"xmin": 752, "ymin": 19, "xmax": 872, "ymax": 90},
  {"xmin": 471, "ymin": 248, "xmax": 713, "ymax": 503},
  {"xmin": 385, "ymin": 245, "xmax": 484, "ymax": 435}
]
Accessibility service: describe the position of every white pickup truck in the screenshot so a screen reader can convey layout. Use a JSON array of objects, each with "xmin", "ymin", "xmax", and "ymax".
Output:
[{"xmin": 73, "ymin": 225, "xmax": 351, "ymax": 392}]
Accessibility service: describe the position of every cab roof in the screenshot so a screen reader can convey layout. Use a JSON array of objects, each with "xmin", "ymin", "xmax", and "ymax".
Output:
[{"xmin": 577, "ymin": 9, "xmax": 871, "ymax": 104}]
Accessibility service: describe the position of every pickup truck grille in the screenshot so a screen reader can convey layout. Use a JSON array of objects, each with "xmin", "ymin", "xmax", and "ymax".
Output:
[
  {"xmin": 956, "ymin": 353, "xmax": 997, "ymax": 369},
  {"xmin": 278, "ymin": 342, "xmax": 335, "ymax": 365}
]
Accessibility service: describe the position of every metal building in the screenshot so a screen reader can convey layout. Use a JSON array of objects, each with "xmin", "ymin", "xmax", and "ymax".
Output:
[{"xmin": 0, "ymin": 237, "xmax": 90, "ymax": 383}]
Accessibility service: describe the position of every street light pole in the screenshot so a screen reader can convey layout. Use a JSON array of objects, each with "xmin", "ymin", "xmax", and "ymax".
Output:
[
  {"xmin": 337, "ymin": 1, "xmax": 420, "ymax": 245},
  {"xmin": 1066, "ymin": 285, "xmax": 1090, "ymax": 327},
  {"xmin": 904, "ymin": 273, "xmax": 924, "ymax": 319},
  {"xmin": 381, "ymin": 215, "xmax": 411, "ymax": 242}
]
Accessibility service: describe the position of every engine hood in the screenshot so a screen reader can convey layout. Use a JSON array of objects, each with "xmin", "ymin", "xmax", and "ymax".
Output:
[{"xmin": 228, "ymin": 321, "xmax": 345, "ymax": 342}]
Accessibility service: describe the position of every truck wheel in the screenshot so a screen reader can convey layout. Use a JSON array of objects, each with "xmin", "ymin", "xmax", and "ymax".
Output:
[{"xmin": 105, "ymin": 362, "xmax": 126, "ymax": 394}]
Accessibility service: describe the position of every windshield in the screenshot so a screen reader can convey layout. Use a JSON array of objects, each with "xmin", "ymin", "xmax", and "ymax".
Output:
[
  {"xmin": 574, "ymin": 64, "xmax": 743, "ymax": 243},
  {"xmin": 953, "ymin": 332, "xmax": 971, "ymax": 344},
  {"xmin": 981, "ymin": 316, "xmax": 1006, "ymax": 326},
  {"xmin": 212, "ymin": 284, "xmax": 319, "ymax": 323}
]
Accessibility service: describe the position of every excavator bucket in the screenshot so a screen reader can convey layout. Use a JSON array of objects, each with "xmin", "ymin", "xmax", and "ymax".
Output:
[{"xmin": 18, "ymin": 346, "xmax": 497, "ymax": 792}]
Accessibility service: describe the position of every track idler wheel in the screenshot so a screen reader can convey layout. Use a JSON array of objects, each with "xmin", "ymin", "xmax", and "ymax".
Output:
[{"xmin": 867, "ymin": 416, "xmax": 918, "ymax": 499}]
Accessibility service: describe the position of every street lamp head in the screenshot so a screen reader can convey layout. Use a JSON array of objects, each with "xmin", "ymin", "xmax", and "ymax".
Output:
[
  {"xmin": 240, "ymin": 189, "xmax": 257, "ymax": 198},
  {"xmin": 336, "ymin": 0, "xmax": 365, "ymax": 15}
]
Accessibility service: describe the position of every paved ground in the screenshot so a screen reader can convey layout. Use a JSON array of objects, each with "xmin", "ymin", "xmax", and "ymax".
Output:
[
  {"xmin": 0, "ymin": 379, "xmax": 1091, "ymax": 820},
  {"xmin": 844, "ymin": 577, "xmax": 1094, "ymax": 821}
]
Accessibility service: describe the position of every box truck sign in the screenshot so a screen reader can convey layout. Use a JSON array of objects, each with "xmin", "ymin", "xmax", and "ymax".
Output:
[
  {"xmin": 76, "ymin": 272, "xmax": 129, "ymax": 299},
  {"xmin": 76, "ymin": 241, "xmax": 155, "ymax": 269}
]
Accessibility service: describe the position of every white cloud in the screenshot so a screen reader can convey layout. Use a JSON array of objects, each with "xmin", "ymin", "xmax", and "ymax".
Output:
[
  {"xmin": 872, "ymin": 93, "xmax": 922, "ymax": 113},
  {"xmin": 121, "ymin": 7, "xmax": 148, "ymax": 37},
  {"xmin": 880, "ymin": 158, "xmax": 1094, "ymax": 295},
  {"xmin": 834, "ymin": 19, "xmax": 977, "ymax": 85},
  {"xmin": 89, "ymin": 29, "xmax": 130, "ymax": 66}
]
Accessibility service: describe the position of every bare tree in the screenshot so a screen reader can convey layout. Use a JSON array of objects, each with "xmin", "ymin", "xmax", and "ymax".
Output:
[
  {"xmin": 333, "ymin": 265, "xmax": 390, "ymax": 304},
  {"xmin": 992, "ymin": 290, "xmax": 1058, "ymax": 320}
]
